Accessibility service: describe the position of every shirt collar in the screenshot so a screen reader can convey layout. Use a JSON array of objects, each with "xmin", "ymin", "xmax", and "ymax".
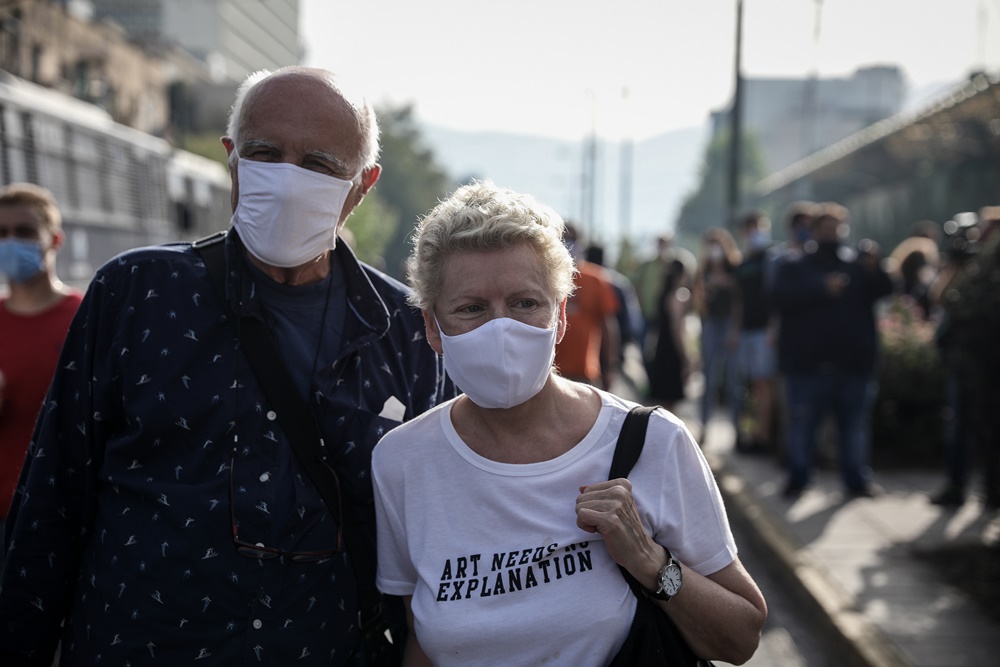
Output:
[{"xmin": 223, "ymin": 229, "xmax": 390, "ymax": 357}]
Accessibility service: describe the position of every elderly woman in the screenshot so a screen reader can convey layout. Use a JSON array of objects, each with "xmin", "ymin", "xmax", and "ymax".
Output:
[{"xmin": 372, "ymin": 181, "xmax": 766, "ymax": 666}]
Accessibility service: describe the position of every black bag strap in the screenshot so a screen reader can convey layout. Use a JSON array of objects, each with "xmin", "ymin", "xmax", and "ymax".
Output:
[
  {"xmin": 194, "ymin": 232, "xmax": 383, "ymax": 628},
  {"xmin": 610, "ymin": 405, "xmax": 658, "ymax": 599},
  {"xmin": 610, "ymin": 405, "xmax": 657, "ymax": 480},
  {"xmin": 608, "ymin": 406, "xmax": 712, "ymax": 667}
]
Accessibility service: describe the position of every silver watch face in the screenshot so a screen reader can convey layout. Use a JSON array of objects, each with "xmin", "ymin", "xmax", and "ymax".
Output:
[{"xmin": 659, "ymin": 562, "xmax": 682, "ymax": 596}]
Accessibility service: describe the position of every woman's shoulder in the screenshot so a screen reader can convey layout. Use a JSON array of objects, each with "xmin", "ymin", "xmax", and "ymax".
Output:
[{"xmin": 595, "ymin": 390, "xmax": 690, "ymax": 439}]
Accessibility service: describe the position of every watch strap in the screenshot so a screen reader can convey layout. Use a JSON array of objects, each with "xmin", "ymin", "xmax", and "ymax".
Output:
[{"xmin": 649, "ymin": 546, "xmax": 680, "ymax": 601}]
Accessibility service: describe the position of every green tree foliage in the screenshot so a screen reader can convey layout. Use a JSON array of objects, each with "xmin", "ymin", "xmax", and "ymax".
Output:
[
  {"xmin": 178, "ymin": 134, "xmax": 230, "ymax": 167},
  {"xmin": 615, "ymin": 237, "xmax": 641, "ymax": 278},
  {"xmin": 373, "ymin": 105, "xmax": 455, "ymax": 279},
  {"xmin": 675, "ymin": 129, "xmax": 766, "ymax": 239},
  {"xmin": 342, "ymin": 192, "xmax": 401, "ymax": 272}
]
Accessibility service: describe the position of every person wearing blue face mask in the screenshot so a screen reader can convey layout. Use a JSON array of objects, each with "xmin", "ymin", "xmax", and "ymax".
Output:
[
  {"xmin": 0, "ymin": 183, "xmax": 83, "ymax": 562},
  {"xmin": 0, "ymin": 67, "xmax": 452, "ymax": 666},
  {"xmin": 372, "ymin": 180, "xmax": 767, "ymax": 667}
]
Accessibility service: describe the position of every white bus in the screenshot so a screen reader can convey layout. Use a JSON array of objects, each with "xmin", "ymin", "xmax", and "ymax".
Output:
[{"xmin": 0, "ymin": 72, "xmax": 231, "ymax": 287}]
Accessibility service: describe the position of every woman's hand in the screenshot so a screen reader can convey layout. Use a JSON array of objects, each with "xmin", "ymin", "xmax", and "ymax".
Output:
[
  {"xmin": 575, "ymin": 478, "xmax": 663, "ymax": 586},
  {"xmin": 576, "ymin": 479, "xmax": 768, "ymax": 664}
]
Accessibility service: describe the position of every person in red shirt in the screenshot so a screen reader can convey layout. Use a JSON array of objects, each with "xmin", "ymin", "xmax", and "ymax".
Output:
[
  {"xmin": 555, "ymin": 223, "xmax": 620, "ymax": 389},
  {"xmin": 0, "ymin": 183, "xmax": 83, "ymax": 550}
]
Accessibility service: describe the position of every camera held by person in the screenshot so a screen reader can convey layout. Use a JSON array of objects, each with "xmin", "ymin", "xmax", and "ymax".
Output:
[{"xmin": 941, "ymin": 212, "xmax": 980, "ymax": 263}]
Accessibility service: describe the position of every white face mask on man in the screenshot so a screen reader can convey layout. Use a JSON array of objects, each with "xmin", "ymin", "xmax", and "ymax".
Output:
[
  {"xmin": 438, "ymin": 316, "xmax": 558, "ymax": 409},
  {"xmin": 231, "ymin": 155, "xmax": 355, "ymax": 268}
]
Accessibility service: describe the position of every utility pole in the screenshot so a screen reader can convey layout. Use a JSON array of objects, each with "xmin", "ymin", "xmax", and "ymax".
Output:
[
  {"xmin": 580, "ymin": 88, "xmax": 597, "ymax": 240},
  {"xmin": 801, "ymin": 0, "xmax": 824, "ymax": 156},
  {"xmin": 587, "ymin": 129, "xmax": 598, "ymax": 241},
  {"xmin": 727, "ymin": 0, "xmax": 744, "ymax": 231},
  {"xmin": 580, "ymin": 90, "xmax": 599, "ymax": 240},
  {"xmin": 618, "ymin": 87, "xmax": 633, "ymax": 240}
]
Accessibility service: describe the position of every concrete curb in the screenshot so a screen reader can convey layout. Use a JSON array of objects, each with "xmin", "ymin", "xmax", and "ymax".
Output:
[{"xmin": 711, "ymin": 458, "xmax": 913, "ymax": 667}]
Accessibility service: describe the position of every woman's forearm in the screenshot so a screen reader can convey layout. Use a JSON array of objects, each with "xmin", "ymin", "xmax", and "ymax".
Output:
[{"xmin": 658, "ymin": 558, "xmax": 767, "ymax": 665}]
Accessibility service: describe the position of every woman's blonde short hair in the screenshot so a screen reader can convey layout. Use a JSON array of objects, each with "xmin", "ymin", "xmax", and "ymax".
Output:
[{"xmin": 406, "ymin": 180, "xmax": 576, "ymax": 311}]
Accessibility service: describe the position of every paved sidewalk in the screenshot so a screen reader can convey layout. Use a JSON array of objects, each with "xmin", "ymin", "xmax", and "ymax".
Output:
[
  {"xmin": 611, "ymin": 348, "xmax": 999, "ymax": 667},
  {"xmin": 697, "ymin": 413, "xmax": 999, "ymax": 667}
]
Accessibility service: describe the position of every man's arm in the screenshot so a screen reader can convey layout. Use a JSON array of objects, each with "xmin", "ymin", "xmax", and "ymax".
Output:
[{"xmin": 0, "ymin": 275, "xmax": 114, "ymax": 664}]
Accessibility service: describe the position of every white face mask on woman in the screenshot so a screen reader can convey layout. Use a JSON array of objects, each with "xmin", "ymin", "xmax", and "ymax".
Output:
[
  {"xmin": 232, "ymin": 156, "xmax": 354, "ymax": 268},
  {"xmin": 438, "ymin": 316, "xmax": 558, "ymax": 409}
]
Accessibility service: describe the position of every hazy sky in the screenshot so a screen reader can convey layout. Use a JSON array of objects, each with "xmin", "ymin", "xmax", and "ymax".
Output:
[{"xmin": 302, "ymin": 0, "xmax": 1000, "ymax": 141}]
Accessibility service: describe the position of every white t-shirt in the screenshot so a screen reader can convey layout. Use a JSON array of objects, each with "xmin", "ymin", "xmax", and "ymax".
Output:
[{"xmin": 373, "ymin": 389, "xmax": 737, "ymax": 667}]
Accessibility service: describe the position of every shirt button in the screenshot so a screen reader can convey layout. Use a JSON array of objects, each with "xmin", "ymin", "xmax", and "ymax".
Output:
[
  {"xmin": 252, "ymin": 619, "xmax": 263, "ymax": 630},
  {"xmin": 259, "ymin": 472, "xmax": 270, "ymax": 482},
  {"xmin": 266, "ymin": 410, "xmax": 277, "ymax": 421}
]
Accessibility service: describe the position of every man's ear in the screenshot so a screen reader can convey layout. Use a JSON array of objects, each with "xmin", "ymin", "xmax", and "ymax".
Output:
[
  {"xmin": 340, "ymin": 164, "xmax": 383, "ymax": 225},
  {"xmin": 423, "ymin": 308, "xmax": 443, "ymax": 355},
  {"xmin": 360, "ymin": 164, "xmax": 381, "ymax": 195},
  {"xmin": 222, "ymin": 137, "xmax": 239, "ymax": 212},
  {"xmin": 556, "ymin": 298, "xmax": 568, "ymax": 344}
]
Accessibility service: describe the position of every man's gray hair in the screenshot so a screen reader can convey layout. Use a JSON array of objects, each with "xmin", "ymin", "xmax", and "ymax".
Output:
[{"xmin": 225, "ymin": 67, "xmax": 380, "ymax": 169}]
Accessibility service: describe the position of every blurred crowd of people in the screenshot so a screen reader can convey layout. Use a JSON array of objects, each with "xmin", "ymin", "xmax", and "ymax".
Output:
[{"xmin": 556, "ymin": 202, "xmax": 1000, "ymax": 509}]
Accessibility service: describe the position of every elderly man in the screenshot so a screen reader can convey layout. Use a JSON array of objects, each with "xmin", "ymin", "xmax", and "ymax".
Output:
[{"xmin": 0, "ymin": 67, "xmax": 450, "ymax": 665}]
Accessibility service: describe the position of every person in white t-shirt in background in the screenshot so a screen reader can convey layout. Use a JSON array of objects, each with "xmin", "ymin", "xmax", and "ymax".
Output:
[{"xmin": 372, "ymin": 180, "xmax": 767, "ymax": 667}]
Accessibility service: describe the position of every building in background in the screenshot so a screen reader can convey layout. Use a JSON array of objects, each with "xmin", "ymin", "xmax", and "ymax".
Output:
[
  {"xmin": 90, "ymin": 0, "xmax": 300, "ymax": 83},
  {"xmin": 0, "ymin": 1, "xmax": 302, "ymax": 139},
  {"xmin": 0, "ymin": 0, "xmax": 169, "ymax": 134},
  {"xmin": 89, "ymin": 0, "xmax": 300, "ymax": 138},
  {"xmin": 712, "ymin": 66, "xmax": 906, "ymax": 174},
  {"xmin": 0, "ymin": 2, "xmax": 235, "ymax": 285},
  {"xmin": 755, "ymin": 71, "xmax": 1000, "ymax": 248}
]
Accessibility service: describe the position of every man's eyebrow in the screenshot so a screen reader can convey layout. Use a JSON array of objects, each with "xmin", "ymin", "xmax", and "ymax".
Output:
[
  {"xmin": 240, "ymin": 139, "xmax": 277, "ymax": 152},
  {"xmin": 238, "ymin": 141, "xmax": 354, "ymax": 174},
  {"xmin": 308, "ymin": 149, "xmax": 351, "ymax": 173}
]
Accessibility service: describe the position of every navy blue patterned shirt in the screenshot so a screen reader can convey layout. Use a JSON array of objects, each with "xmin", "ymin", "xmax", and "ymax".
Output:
[{"xmin": 0, "ymin": 230, "xmax": 450, "ymax": 666}]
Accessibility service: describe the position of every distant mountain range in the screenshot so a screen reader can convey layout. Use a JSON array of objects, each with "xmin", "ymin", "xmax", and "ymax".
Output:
[
  {"xmin": 418, "ymin": 123, "xmax": 709, "ymax": 253},
  {"xmin": 415, "ymin": 78, "xmax": 961, "ymax": 258}
]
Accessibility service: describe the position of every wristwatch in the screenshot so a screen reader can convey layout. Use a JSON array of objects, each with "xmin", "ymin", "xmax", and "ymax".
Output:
[{"xmin": 649, "ymin": 547, "xmax": 682, "ymax": 601}]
